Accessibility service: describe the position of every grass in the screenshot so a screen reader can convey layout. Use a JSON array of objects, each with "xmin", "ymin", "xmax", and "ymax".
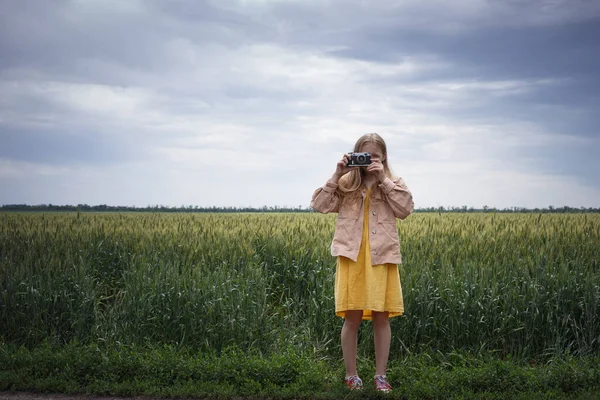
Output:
[
  {"xmin": 1, "ymin": 342, "xmax": 600, "ymax": 399},
  {"xmin": 1, "ymin": 211, "xmax": 599, "ymax": 398},
  {"xmin": 1, "ymin": 212, "xmax": 599, "ymax": 359}
]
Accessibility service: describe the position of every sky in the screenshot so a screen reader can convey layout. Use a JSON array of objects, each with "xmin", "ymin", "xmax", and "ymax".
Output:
[{"xmin": 1, "ymin": 0, "xmax": 599, "ymax": 209}]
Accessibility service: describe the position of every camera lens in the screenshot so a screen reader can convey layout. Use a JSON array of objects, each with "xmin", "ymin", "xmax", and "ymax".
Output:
[{"xmin": 357, "ymin": 155, "xmax": 366, "ymax": 163}]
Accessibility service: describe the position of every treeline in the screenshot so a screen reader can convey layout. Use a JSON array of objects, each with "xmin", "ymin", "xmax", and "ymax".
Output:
[{"xmin": 1, "ymin": 204, "xmax": 599, "ymax": 213}]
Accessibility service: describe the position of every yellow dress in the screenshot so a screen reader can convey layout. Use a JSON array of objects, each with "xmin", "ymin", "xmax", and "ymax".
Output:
[{"xmin": 335, "ymin": 187, "xmax": 404, "ymax": 320}]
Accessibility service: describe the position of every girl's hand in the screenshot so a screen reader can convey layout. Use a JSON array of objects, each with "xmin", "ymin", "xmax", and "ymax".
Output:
[
  {"xmin": 333, "ymin": 153, "xmax": 353, "ymax": 179},
  {"xmin": 366, "ymin": 158, "xmax": 386, "ymax": 183}
]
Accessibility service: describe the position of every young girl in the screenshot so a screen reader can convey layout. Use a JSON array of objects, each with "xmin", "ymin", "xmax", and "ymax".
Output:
[{"xmin": 310, "ymin": 133, "xmax": 414, "ymax": 392}]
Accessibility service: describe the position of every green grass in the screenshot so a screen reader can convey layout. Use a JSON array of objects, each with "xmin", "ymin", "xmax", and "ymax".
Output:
[
  {"xmin": 1, "ymin": 212, "xmax": 599, "ymax": 359},
  {"xmin": 1, "ymin": 342, "xmax": 600, "ymax": 399},
  {"xmin": 1, "ymin": 212, "xmax": 599, "ymax": 398}
]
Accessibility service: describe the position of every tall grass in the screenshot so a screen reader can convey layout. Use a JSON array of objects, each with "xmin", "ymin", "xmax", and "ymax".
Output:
[{"xmin": 1, "ymin": 212, "xmax": 599, "ymax": 359}]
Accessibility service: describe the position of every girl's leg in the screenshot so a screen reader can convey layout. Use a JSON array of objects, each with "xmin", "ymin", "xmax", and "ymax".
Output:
[
  {"xmin": 372, "ymin": 311, "xmax": 391, "ymax": 376},
  {"xmin": 341, "ymin": 310, "xmax": 363, "ymax": 376}
]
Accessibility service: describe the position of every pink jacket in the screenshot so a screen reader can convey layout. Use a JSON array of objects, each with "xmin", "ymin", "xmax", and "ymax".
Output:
[{"xmin": 310, "ymin": 176, "xmax": 414, "ymax": 265}]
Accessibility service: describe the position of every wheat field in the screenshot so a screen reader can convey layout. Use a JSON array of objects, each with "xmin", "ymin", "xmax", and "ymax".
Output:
[{"xmin": 1, "ymin": 212, "xmax": 599, "ymax": 359}]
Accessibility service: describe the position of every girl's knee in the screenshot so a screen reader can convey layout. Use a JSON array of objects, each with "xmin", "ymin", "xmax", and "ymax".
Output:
[
  {"xmin": 372, "ymin": 311, "xmax": 390, "ymax": 328},
  {"xmin": 344, "ymin": 311, "xmax": 363, "ymax": 329}
]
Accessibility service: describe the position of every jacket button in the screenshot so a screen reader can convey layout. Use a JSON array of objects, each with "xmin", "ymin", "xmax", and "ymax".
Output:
[
  {"xmin": 374, "ymin": 250, "xmax": 378, "ymax": 255},
  {"xmin": 372, "ymin": 229, "xmax": 376, "ymax": 234},
  {"xmin": 372, "ymin": 211, "xmax": 376, "ymax": 216}
]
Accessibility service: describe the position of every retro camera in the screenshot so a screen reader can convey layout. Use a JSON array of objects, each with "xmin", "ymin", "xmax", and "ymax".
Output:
[{"xmin": 348, "ymin": 152, "xmax": 372, "ymax": 167}]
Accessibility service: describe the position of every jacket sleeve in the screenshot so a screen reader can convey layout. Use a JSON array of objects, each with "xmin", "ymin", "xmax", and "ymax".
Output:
[
  {"xmin": 378, "ymin": 176, "xmax": 414, "ymax": 220},
  {"xmin": 310, "ymin": 179, "xmax": 341, "ymax": 214}
]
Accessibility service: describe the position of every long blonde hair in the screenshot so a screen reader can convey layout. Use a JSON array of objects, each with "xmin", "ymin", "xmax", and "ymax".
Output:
[{"xmin": 338, "ymin": 133, "xmax": 395, "ymax": 193}]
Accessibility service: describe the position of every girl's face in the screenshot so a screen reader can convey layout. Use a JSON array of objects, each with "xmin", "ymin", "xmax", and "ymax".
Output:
[{"xmin": 360, "ymin": 142, "xmax": 385, "ymax": 164}]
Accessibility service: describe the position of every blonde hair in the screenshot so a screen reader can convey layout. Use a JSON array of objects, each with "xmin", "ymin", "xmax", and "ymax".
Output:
[{"xmin": 338, "ymin": 133, "xmax": 395, "ymax": 193}]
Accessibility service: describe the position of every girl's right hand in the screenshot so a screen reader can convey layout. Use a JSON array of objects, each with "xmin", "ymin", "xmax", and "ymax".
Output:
[{"xmin": 334, "ymin": 153, "xmax": 353, "ymax": 179}]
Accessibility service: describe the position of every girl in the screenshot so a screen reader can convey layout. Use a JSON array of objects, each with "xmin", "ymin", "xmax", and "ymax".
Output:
[{"xmin": 310, "ymin": 133, "xmax": 414, "ymax": 392}]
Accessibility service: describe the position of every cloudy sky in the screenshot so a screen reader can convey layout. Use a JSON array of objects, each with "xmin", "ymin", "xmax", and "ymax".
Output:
[{"xmin": 1, "ymin": 0, "xmax": 599, "ymax": 209}]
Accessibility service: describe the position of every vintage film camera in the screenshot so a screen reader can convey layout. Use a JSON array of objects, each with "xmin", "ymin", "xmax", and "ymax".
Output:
[{"xmin": 348, "ymin": 152, "xmax": 372, "ymax": 167}]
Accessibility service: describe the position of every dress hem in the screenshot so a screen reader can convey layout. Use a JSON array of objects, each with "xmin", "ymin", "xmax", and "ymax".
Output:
[{"xmin": 335, "ymin": 309, "xmax": 404, "ymax": 320}]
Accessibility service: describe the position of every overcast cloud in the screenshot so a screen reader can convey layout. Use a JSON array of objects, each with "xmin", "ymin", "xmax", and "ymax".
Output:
[{"xmin": 1, "ymin": 0, "xmax": 599, "ymax": 209}]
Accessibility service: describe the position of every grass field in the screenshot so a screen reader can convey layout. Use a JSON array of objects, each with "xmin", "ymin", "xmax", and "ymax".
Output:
[{"xmin": 1, "ymin": 212, "xmax": 599, "ymax": 397}]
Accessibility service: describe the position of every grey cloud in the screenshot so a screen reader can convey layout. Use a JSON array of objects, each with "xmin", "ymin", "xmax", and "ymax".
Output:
[
  {"xmin": 0, "ymin": 126, "xmax": 140, "ymax": 165},
  {"xmin": 1, "ymin": 0, "xmax": 599, "ymax": 207},
  {"xmin": 327, "ymin": 20, "xmax": 600, "ymax": 80},
  {"xmin": 1, "ymin": 1, "xmax": 185, "ymax": 81},
  {"xmin": 514, "ymin": 138, "xmax": 600, "ymax": 188}
]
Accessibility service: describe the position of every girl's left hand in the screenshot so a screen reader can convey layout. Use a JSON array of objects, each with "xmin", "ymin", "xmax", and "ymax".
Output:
[{"xmin": 366, "ymin": 158, "xmax": 386, "ymax": 183}]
